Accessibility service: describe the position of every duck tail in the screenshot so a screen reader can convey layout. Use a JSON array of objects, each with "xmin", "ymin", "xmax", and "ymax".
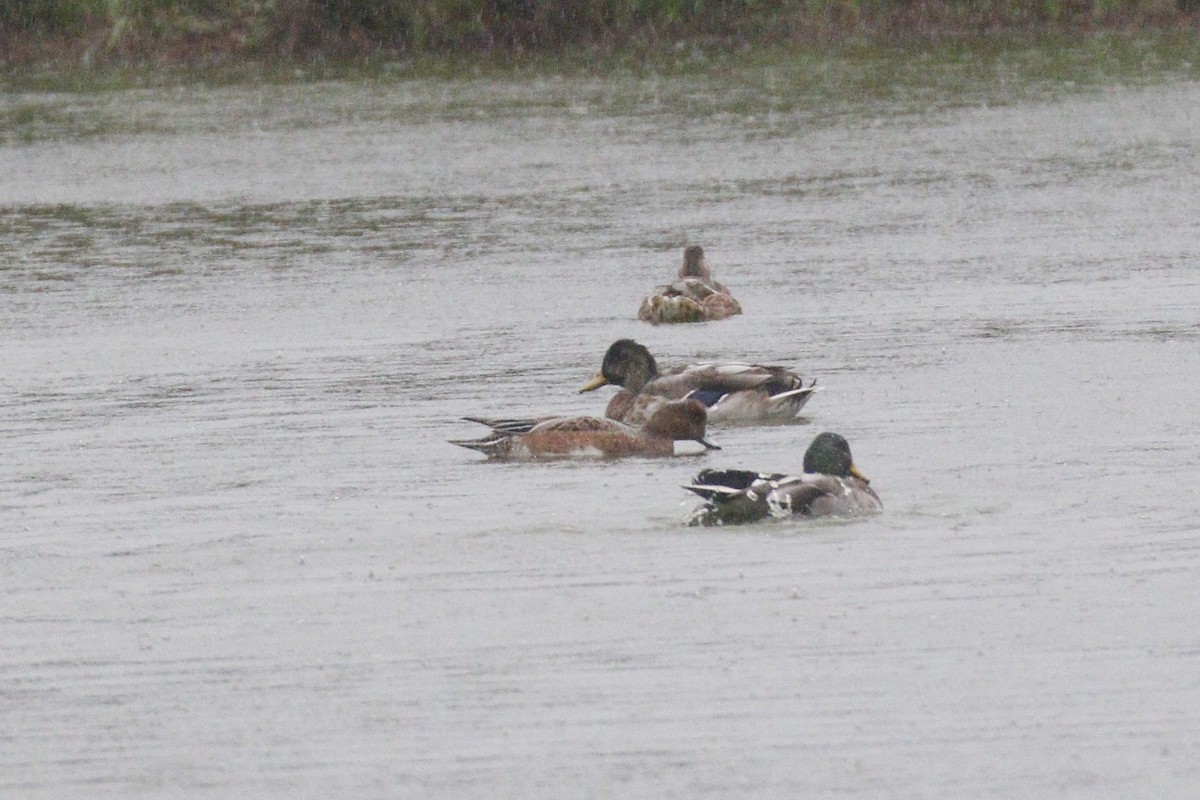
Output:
[
  {"xmin": 684, "ymin": 469, "xmax": 778, "ymax": 526},
  {"xmin": 767, "ymin": 378, "xmax": 820, "ymax": 415},
  {"xmin": 462, "ymin": 416, "xmax": 542, "ymax": 435},
  {"xmin": 449, "ymin": 435, "xmax": 514, "ymax": 458},
  {"xmin": 681, "ymin": 483, "xmax": 742, "ymax": 501}
]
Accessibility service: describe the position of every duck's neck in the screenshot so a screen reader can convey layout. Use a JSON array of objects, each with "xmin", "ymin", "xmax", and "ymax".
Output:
[
  {"xmin": 640, "ymin": 405, "xmax": 698, "ymax": 442},
  {"xmin": 679, "ymin": 246, "xmax": 710, "ymax": 279},
  {"xmin": 623, "ymin": 357, "xmax": 658, "ymax": 393}
]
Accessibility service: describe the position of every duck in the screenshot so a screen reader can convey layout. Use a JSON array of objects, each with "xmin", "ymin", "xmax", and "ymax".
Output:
[
  {"xmin": 451, "ymin": 398, "xmax": 720, "ymax": 460},
  {"xmin": 682, "ymin": 432, "xmax": 882, "ymax": 525},
  {"xmin": 638, "ymin": 245, "xmax": 743, "ymax": 324},
  {"xmin": 579, "ymin": 339, "xmax": 817, "ymax": 425}
]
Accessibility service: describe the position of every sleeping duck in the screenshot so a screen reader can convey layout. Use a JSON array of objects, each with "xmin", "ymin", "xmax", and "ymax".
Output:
[
  {"xmin": 579, "ymin": 339, "xmax": 817, "ymax": 425},
  {"xmin": 683, "ymin": 432, "xmax": 882, "ymax": 525},
  {"xmin": 638, "ymin": 245, "xmax": 743, "ymax": 324}
]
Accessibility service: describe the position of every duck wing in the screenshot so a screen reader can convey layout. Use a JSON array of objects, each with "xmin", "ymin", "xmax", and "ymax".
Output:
[
  {"xmin": 670, "ymin": 276, "xmax": 722, "ymax": 300},
  {"xmin": 683, "ymin": 469, "xmax": 789, "ymax": 525},
  {"xmin": 769, "ymin": 475, "xmax": 882, "ymax": 517},
  {"xmin": 604, "ymin": 390, "xmax": 669, "ymax": 425},
  {"xmin": 530, "ymin": 416, "xmax": 632, "ymax": 435},
  {"xmin": 638, "ymin": 292, "xmax": 706, "ymax": 324},
  {"xmin": 685, "ymin": 468, "xmax": 776, "ymax": 494},
  {"xmin": 645, "ymin": 364, "xmax": 816, "ymax": 423},
  {"xmin": 462, "ymin": 415, "xmax": 552, "ymax": 435},
  {"xmin": 701, "ymin": 292, "xmax": 742, "ymax": 320},
  {"xmin": 650, "ymin": 363, "xmax": 800, "ymax": 396}
]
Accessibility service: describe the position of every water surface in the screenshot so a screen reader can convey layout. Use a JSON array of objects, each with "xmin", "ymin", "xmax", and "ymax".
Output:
[{"xmin": 2, "ymin": 49, "xmax": 1199, "ymax": 797}]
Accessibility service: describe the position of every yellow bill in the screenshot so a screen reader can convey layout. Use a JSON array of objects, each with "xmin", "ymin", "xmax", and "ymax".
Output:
[{"xmin": 578, "ymin": 373, "xmax": 609, "ymax": 393}]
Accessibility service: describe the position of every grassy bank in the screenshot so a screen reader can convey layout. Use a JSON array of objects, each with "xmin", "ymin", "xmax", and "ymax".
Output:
[{"xmin": 2, "ymin": 0, "xmax": 1198, "ymax": 73}]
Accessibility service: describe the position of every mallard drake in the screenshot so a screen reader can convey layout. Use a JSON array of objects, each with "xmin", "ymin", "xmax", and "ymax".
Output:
[
  {"xmin": 451, "ymin": 398, "xmax": 719, "ymax": 460},
  {"xmin": 682, "ymin": 432, "xmax": 882, "ymax": 525},
  {"xmin": 579, "ymin": 339, "xmax": 817, "ymax": 425},
  {"xmin": 638, "ymin": 245, "xmax": 743, "ymax": 324}
]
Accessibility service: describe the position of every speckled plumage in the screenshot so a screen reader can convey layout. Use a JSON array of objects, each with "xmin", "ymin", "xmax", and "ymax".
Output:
[{"xmin": 637, "ymin": 246, "xmax": 743, "ymax": 324}]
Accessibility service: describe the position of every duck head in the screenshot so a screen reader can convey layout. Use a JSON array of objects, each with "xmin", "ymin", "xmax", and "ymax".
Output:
[
  {"xmin": 678, "ymin": 245, "xmax": 712, "ymax": 280},
  {"xmin": 803, "ymin": 432, "xmax": 870, "ymax": 482},
  {"xmin": 579, "ymin": 339, "xmax": 660, "ymax": 394},
  {"xmin": 641, "ymin": 398, "xmax": 720, "ymax": 450}
]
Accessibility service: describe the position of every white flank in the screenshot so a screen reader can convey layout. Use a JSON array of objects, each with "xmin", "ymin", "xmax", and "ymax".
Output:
[{"xmin": 682, "ymin": 483, "xmax": 743, "ymax": 496}]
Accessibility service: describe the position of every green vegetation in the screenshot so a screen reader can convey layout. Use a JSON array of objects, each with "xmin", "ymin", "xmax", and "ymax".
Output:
[
  {"xmin": 1, "ymin": 0, "xmax": 1196, "ymax": 71},
  {"xmin": 4, "ymin": 30, "xmax": 1197, "ymax": 144}
]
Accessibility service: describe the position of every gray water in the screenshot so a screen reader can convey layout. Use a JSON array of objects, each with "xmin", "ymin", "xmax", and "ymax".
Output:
[{"xmin": 2, "ymin": 56, "xmax": 1199, "ymax": 797}]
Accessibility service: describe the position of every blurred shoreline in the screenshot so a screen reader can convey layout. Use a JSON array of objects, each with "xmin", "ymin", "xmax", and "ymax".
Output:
[{"xmin": 3, "ymin": 1, "xmax": 1198, "ymax": 76}]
